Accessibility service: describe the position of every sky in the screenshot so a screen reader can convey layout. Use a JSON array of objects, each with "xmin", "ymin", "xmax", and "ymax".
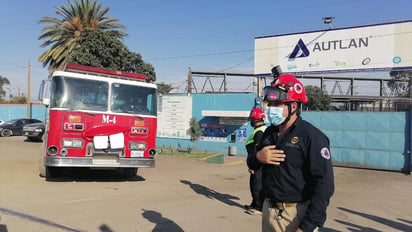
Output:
[{"xmin": 1, "ymin": 0, "xmax": 412, "ymax": 100}]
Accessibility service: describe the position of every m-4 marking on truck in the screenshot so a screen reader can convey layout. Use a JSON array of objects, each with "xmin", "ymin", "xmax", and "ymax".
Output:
[{"xmin": 103, "ymin": 115, "xmax": 116, "ymax": 124}]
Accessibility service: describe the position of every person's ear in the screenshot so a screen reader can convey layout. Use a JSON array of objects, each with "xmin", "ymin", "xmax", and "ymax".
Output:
[{"xmin": 292, "ymin": 102, "xmax": 298, "ymax": 111}]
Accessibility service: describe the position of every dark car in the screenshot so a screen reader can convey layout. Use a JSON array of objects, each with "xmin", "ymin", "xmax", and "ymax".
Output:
[
  {"xmin": 0, "ymin": 118, "xmax": 43, "ymax": 137},
  {"xmin": 22, "ymin": 122, "xmax": 46, "ymax": 142}
]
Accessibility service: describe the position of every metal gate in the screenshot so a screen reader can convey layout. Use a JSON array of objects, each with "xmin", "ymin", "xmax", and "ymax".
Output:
[{"xmin": 303, "ymin": 111, "xmax": 411, "ymax": 173}]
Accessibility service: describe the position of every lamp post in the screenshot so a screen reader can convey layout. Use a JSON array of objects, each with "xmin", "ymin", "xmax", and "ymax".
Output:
[
  {"xmin": 322, "ymin": 17, "xmax": 335, "ymax": 29},
  {"xmin": 26, "ymin": 60, "xmax": 31, "ymax": 119}
]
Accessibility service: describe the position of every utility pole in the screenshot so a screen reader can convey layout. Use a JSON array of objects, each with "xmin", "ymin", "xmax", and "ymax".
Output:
[
  {"xmin": 26, "ymin": 60, "xmax": 31, "ymax": 118},
  {"xmin": 187, "ymin": 68, "xmax": 192, "ymax": 94}
]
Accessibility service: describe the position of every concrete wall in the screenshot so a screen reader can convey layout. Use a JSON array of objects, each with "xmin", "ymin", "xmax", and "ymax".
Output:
[{"xmin": 0, "ymin": 104, "xmax": 46, "ymax": 122}]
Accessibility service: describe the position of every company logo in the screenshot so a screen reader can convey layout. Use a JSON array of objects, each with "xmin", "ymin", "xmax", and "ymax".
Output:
[
  {"xmin": 287, "ymin": 64, "xmax": 297, "ymax": 70},
  {"xmin": 289, "ymin": 39, "xmax": 310, "ymax": 59},
  {"xmin": 320, "ymin": 147, "xmax": 331, "ymax": 160},
  {"xmin": 291, "ymin": 136, "xmax": 299, "ymax": 144},
  {"xmin": 334, "ymin": 61, "xmax": 346, "ymax": 67},
  {"xmin": 362, "ymin": 58, "xmax": 371, "ymax": 65},
  {"xmin": 309, "ymin": 62, "xmax": 320, "ymax": 67},
  {"xmin": 294, "ymin": 83, "xmax": 304, "ymax": 94},
  {"xmin": 288, "ymin": 37, "xmax": 369, "ymax": 60},
  {"xmin": 393, "ymin": 56, "xmax": 401, "ymax": 64}
]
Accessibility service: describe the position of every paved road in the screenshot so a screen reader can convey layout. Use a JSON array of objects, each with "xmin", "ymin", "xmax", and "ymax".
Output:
[{"xmin": 0, "ymin": 136, "xmax": 411, "ymax": 232}]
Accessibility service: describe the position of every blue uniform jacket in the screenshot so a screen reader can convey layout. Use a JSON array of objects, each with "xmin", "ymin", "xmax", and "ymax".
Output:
[{"xmin": 247, "ymin": 117, "xmax": 334, "ymax": 231}]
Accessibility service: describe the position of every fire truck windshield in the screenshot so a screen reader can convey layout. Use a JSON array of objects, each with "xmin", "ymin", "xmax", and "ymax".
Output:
[
  {"xmin": 111, "ymin": 82, "xmax": 157, "ymax": 116},
  {"xmin": 50, "ymin": 76, "xmax": 157, "ymax": 116}
]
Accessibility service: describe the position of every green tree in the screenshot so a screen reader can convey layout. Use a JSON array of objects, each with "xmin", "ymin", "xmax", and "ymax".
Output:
[
  {"xmin": 157, "ymin": 82, "xmax": 173, "ymax": 94},
  {"xmin": 388, "ymin": 70, "xmax": 412, "ymax": 110},
  {"xmin": 303, "ymin": 85, "xmax": 332, "ymax": 111},
  {"xmin": 122, "ymin": 52, "xmax": 156, "ymax": 82},
  {"xmin": 388, "ymin": 70, "xmax": 412, "ymax": 97},
  {"xmin": 68, "ymin": 29, "xmax": 156, "ymax": 82},
  {"xmin": 188, "ymin": 117, "xmax": 202, "ymax": 142},
  {"xmin": 0, "ymin": 75, "xmax": 10, "ymax": 102},
  {"xmin": 8, "ymin": 96, "xmax": 27, "ymax": 104},
  {"xmin": 38, "ymin": 0, "xmax": 127, "ymax": 72}
]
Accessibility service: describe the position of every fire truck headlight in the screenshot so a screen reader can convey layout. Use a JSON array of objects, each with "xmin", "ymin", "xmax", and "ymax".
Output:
[
  {"xmin": 129, "ymin": 142, "xmax": 146, "ymax": 150},
  {"xmin": 149, "ymin": 149, "xmax": 156, "ymax": 157},
  {"xmin": 62, "ymin": 139, "xmax": 83, "ymax": 148},
  {"xmin": 47, "ymin": 146, "xmax": 58, "ymax": 156}
]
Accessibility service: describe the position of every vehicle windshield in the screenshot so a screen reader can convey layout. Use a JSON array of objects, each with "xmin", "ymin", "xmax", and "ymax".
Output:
[
  {"xmin": 50, "ymin": 76, "xmax": 108, "ymax": 111},
  {"xmin": 50, "ymin": 76, "xmax": 157, "ymax": 116},
  {"xmin": 111, "ymin": 82, "xmax": 157, "ymax": 116}
]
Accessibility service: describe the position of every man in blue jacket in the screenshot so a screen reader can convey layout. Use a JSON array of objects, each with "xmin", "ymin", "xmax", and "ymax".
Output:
[{"xmin": 247, "ymin": 74, "xmax": 334, "ymax": 232}]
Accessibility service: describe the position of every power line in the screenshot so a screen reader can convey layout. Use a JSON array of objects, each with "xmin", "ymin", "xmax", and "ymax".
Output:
[
  {"xmin": 147, "ymin": 49, "xmax": 254, "ymax": 61},
  {"xmin": 145, "ymin": 30, "xmax": 412, "ymax": 62},
  {"xmin": 218, "ymin": 56, "xmax": 254, "ymax": 72}
]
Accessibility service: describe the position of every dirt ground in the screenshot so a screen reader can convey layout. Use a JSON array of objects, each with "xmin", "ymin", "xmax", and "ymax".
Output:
[{"xmin": 0, "ymin": 136, "xmax": 411, "ymax": 232}]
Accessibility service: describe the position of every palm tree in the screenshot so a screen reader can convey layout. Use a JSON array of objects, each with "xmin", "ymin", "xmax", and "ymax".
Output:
[{"xmin": 38, "ymin": 0, "xmax": 127, "ymax": 73}]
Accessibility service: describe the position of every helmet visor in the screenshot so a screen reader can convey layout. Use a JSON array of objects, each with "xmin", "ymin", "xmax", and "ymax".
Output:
[{"xmin": 263, "ymin": 86, "xmax": 289, "ymax": 102}]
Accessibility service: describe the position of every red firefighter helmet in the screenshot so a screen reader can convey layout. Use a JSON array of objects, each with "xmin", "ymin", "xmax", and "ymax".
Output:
[
  {"xmin": 249, "ymin": 108, "xmax": 265, "ymax": 120},
  {"xmin": 263, "ymin": 74, "xmax": 308, "ymax": 103}
]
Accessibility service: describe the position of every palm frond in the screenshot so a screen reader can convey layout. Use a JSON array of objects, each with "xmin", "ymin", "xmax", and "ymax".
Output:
[{"xmin": 38, "ymin": 0, "xmax": 127, "ymax": 70}]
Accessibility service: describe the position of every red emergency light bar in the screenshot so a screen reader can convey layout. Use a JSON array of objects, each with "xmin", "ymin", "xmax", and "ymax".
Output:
[{"xmin": 65, "ymin": 63, "xmax": 147, "ymax": 81}]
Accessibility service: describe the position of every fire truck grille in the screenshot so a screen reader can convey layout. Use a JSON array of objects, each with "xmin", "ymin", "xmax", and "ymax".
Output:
[{"xmin": 86, "ymin": 143, "xmax": 124, "ymax": 157}]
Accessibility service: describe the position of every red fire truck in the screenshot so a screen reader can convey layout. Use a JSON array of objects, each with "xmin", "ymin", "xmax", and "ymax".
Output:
[{"xmin": 38, "ymin": 64, "xmax": 157, "ymax": 178}]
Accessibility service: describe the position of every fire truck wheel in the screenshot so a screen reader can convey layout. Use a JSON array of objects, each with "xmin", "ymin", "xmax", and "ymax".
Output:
[
  {"xmin": 120, "ymin": 168, "xmax": 138, "ymax": 178},
  {"xmin": 45, "ymin": 167, "xmax": 60, "ymax": 178},
  {"xmin": 1, "ymin": 129, "xmax": 12, "ymax": 137}
]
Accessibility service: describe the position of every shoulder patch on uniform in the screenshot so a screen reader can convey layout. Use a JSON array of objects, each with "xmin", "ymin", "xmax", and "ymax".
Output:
[
  {"xmin": 320, "ymin": 147, "xmax": 330, "ymax": 160},
  {"xmin": 291, "ymin": 136, "xmax": 299, "ymax": 144}
]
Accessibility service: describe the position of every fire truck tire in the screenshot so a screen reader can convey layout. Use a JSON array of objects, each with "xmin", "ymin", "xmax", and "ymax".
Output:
[
  {"xmin": 120, "ymin": 168, "xmax": 138, "ymax": 178},
  {"xmin": 39, "ymin": 165, "xmax": 54, "ymax": 178},
  {"xmin": 1, "ymin": 129, "xmax": 12, "ymax": 137},
  {"xmin": 44, "ymin": 167, "xmax": 60, "ymax": 178}
]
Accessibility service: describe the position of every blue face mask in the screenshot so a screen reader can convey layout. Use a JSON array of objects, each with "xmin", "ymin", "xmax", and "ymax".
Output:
[{"xmin": 267, "ymin": 106, "xmax": 286, "ymax": 126}]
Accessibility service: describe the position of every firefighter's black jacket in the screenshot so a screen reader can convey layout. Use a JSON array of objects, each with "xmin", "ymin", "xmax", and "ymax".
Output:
[{"xmin": 247, "ymin": 117, "xmax": 334, "ymax": 231}]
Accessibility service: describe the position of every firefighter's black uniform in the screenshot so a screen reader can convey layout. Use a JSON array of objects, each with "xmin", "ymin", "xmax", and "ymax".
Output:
[{"xmin": 247, "ymin": 117, "xmax": 334, "ymax": 231}]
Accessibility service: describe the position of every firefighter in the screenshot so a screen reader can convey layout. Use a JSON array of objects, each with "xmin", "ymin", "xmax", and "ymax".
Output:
[
  {"xmin": 247, "ymin": 74, "xmax": 334, "ymax": 232},
  {"xmin": 244, "ymin": 108, "xmax": 267, "ymax": 215}
]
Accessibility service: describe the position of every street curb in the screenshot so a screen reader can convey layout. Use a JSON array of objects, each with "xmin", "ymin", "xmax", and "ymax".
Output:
[{"xmin": 201, "ymin": 153, "xmax": 224, "ymax": 164}]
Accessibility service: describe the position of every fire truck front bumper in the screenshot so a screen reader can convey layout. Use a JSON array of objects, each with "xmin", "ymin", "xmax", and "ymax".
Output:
[{"xmin": 45, "ymin": 156, "xmax": 155, "ymax": 168}]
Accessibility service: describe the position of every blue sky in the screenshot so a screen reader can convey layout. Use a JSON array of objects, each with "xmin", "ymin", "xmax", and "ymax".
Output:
[{"xmin": 1, "ymin": 0, "xmax": 412, "ymax": 99}]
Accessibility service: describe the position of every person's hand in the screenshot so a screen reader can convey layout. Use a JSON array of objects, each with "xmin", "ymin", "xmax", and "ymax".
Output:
[
  {"xmin": 256, "ymin": 145, "xmax": 285, "ymax": 165},
  {"xmin": 295, "ymin": 228, "xmax": 303, "ymax": 232},
  {"xmin": 248, "ymin": 169, "xmax": 255, "ymax": 174}
]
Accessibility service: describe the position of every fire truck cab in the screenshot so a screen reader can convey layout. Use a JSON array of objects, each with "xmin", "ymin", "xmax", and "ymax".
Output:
[{"xmin": 39, "ymin": 64, "xmax": 157, "ymax": 178}]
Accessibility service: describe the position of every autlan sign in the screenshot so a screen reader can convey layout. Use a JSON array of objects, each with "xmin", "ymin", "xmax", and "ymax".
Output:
[{"xmin": 254, "ymin": 20, "xmax": 412, "ymax": 76}]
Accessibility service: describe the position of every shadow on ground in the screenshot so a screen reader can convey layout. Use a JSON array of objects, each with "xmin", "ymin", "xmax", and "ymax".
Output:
[
  {"xmin": 321, "ymin": 207, "xmax": 412, "ymax": 232},
  {"xmin": 142, "ymin": 209, "xmax": 184, "ymax": 232},
  {"xmin": 180, "ymin": 179, "xmax": 243, "ymax": 209},
  {"xmin": 44, "ymin": 168, "xmax": 145, "ymax": 182}
]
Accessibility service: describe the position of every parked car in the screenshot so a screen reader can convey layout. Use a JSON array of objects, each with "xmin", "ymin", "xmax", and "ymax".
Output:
[
  {"xmin": 0, "ymin": 119, "xmax": 5, "ymax": 125},
  {"xmin": 22, "ymin": 122, "xmax": 46, "ymax": 142},
  {"xmin": 0, "ymin": 118, "xmax": 43, "ymax": 137}
]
